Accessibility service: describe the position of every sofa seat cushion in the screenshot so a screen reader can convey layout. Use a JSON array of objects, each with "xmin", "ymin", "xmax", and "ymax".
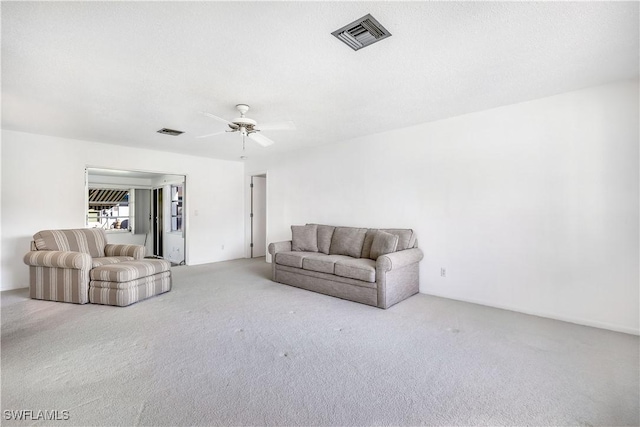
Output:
[
  {"xmin": 90, "ymin": 259, "xmax": 171, "ymax": 282},
  {"xmin": 302, "ymin": 254, "xmax": 353, "ymax": 274},
  {"xmin": 92, "ymin": 256, "xmax": 134, "ymax": 268},
  {"xmin": 334, "ymin": 258, "xmax": 376, "ymax": 283},
  {"xmin": 275, "ymin": 251, "xmax": 316, "ymax": 269}
]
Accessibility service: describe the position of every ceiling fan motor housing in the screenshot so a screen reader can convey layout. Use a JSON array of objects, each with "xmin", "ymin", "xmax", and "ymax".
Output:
[
  {"xmin": 199, "ymin": 103, "xmax": 289, "ymax": 146},
  {"xmin": 236, "ymin": 104, "xmax": 250, "ymax": 115},
  {"xmin": 231, "ymin": 104, "xmax": 257, "ymax": 132}
]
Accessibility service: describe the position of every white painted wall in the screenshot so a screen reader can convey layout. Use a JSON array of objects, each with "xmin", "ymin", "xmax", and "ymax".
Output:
[
  {"xmin": 1, "ymin": 130, "xmax": 245, "ymax": 290},
  {"xmin": 245, "ymin": 79, "xmax": 639, "ymax": 334}
]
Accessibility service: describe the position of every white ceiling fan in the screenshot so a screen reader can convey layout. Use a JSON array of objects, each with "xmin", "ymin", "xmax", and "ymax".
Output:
[{"xmin": 197, "ymin": 104, "xmax": 295, "ymax": 148}]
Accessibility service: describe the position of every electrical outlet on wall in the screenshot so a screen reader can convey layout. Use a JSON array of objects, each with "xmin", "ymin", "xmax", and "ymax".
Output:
[{"xmin": 440, "ymin": 268, "xmax": 446, "ymax": 278}]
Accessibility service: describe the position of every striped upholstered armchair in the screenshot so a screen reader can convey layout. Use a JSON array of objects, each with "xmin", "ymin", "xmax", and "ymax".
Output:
[{"xmin": 23, "ymin": 229, "xmax": 145, "ymax": 304}]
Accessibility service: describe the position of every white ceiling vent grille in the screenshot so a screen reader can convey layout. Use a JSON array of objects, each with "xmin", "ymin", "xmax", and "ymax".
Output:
[{"xmin": 332, "ymin": 14, "xmax": 391, "ymax": 51}]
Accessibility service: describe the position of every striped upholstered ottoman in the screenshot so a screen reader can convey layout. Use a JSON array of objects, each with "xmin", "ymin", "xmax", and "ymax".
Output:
[{"xmin": 89, "ymin": 259, "xmax": 171, "ymax": 306}]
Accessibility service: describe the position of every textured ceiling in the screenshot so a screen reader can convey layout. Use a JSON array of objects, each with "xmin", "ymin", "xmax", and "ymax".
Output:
[{"xmin": 2, "ymin": 1, "xmax": 638, "ymax": 161}]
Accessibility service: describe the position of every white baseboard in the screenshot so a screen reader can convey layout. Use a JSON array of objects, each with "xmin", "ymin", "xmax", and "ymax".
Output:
[{"xmin": 421, "ymin": 291, "xmax": 639, "ymax": 336}]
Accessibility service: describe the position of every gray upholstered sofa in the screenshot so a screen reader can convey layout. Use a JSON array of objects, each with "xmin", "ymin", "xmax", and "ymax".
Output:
[
  {"xmin": 268, "ymin": 225, "xmax": 424, "ymax": 309},
  {"xmin": 23, "ymin": 228, "xmax": 171, "ymax": 306}
]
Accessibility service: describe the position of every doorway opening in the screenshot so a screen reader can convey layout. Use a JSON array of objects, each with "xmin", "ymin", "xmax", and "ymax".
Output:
[
  {"xmin": 250, "ymin": 174, "xmax": 267, "ymax": 258},
  {"xmin": 85, "ymin": 167, "xmax": 186, "ymax": 265}
]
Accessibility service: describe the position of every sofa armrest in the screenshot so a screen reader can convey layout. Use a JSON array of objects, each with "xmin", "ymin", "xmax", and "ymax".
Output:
[
  {"xmin": 376, "ymin": 248, "xmax": 424, "ymax": 272},
  {"xmin": 376, "ymin": 248, "xmax": 424, "ymax": 309},
  {"xmin": 268, "ymin": 240, "xmax": 292, "ymax": 256},
  {"xmin": 104, "ymin": 244, "xmax": 145, "ymax": 259},
  {"xmin": 23, "ymin": 251, "xmax": 92, "ymax": 270},
  {"xmin": 268, "ymin": 241, "xmax": 291, "ymax": 280}
]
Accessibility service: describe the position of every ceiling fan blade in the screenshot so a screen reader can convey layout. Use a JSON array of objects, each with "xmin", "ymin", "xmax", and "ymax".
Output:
[
  {"xmin": 200, "ymin": 111, "xmax": 232, "ymax": 126},
  {"xmin": 196, "ymin": 130, "xmax": 227, "ymax": 139},
  {"xmin": 248, "ymin": 132, "xmax": 275, "ymax": 147},
  {"xmin": 255, "ymin": 120, "xmax": 296, "ymax": 131}
]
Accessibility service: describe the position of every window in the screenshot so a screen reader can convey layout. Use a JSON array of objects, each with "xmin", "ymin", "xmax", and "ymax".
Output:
[
  {"xmin": 87, "ymin": 188, "xmax": 131, "ymax": 231},
  {"xmin": 170, "ymin": 185, "xmax": 183, "ymax": 232}
]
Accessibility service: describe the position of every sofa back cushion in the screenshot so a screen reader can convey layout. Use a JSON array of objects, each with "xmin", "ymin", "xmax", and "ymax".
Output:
[
  {"xmin": 361, "ymin": 228, "xmax": 416, "ymax": 258},
  {"xmin": 291, "ymin": 224, "xmax": 318, "ymax": 252},
  {"xmin": 307, "ymin": 224, "xmax": 335, "ymax": 255},
  {"xmin": 361, "ymin": 230, "xmax": 377, "ymax": 259},
  {"xmin": 381, "ymin": 229, "xmax": 416, "ymax": 251},
  {"xmin": 370, "ymin": 231, "xmax": 400, "ymax": 259},
  {"xmin": 329, "ymin": 227, "xmax": 367, "ymax": 258},
  {"xmin": 34, "ymin": 228, "xmax": 107, "ymax": 258}
]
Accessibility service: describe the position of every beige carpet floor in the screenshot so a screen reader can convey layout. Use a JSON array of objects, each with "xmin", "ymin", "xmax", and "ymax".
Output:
[{"xmin": 1, "ymin": 258, "xmax": 638, "ymax": 426}]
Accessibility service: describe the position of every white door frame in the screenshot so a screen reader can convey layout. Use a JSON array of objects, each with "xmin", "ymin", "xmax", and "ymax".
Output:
[{"xmin": 244, "ymin": 171, "xmax": 268, "ymax": 260}]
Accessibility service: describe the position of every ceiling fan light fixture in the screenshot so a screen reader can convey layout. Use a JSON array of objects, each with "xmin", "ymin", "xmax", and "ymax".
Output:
[
  {"xmin": 198, "ymin": 104, "xmax": 293, "ymax": 147},
  {"xmin": 233, "ymin": 117, "xmax": 257, "ymax": 127}
]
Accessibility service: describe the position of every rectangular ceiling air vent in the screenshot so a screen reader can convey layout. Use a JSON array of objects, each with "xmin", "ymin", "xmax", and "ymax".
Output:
[
  {"xmin": 157, "ymin": 128, "xmax": 184, "ymax": 136},
  {"xmin": 331, "ymin": 14, "xmax": 391, "ymax": 51}
]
